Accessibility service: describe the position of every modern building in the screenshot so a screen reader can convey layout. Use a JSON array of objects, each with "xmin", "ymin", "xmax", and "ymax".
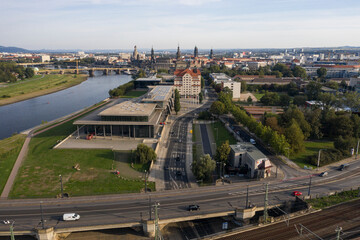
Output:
[
  {"xmin": 174, "ymin": 68, "xmax": 201, "ymax": 97},
  {"xmin": 210, "ymin": 73, "xmax": 241, "ymax": 100},
  {"xmin": 134, "ymin": 75, "xmax": 162, "ymax": 89},
  {"xmin": 230, "ymin": 142, "xmax": 272, "ymax": 178},
  {"xmin": 155, "ymin": 57, "xmax": 174, "ymax": 70},
  {"xmin": 73, "ymin": 86, "xmax": 174, "ymax": 139}
]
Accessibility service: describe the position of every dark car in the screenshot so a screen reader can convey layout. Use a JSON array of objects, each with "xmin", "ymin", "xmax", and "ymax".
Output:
[
  {"xmin": 188, "ymin": 204, "xmax": 200, "ymax": 211},
  {"xmin": 176, "ymin": 170, "xmax": 182, "ymax": 176},
  {"xmin": 338, "ymin": 164, "xmax": 349, "ymax": 171},
  {"xmin": 319, "ymin": 171, "xmax": 328, "ymax": 177},
  {"xmin": 164, "ymin": 166, "xmax": 169, "ymax": 170},
  {"xmin": 176, "ymin": 156, "xmax": 180, "ymax": 161}
]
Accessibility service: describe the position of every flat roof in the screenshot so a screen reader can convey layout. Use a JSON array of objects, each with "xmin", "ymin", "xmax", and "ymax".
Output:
[
  {"xmin": 142, "ymin": 85, "xmax": 173, "ymax": 102},
  {"xmin": 98, "ymin": 101, "xmax": 156, "ymax": 117},
  {"xmin": 135, "ymin": 76, "xmax": 162, "ymax": 82},
  {"xmin": 230, "ymin": 142, "xmax": 267, "ymax": 160}
]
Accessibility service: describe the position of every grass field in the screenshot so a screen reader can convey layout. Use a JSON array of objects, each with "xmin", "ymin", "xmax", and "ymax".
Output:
[
  {"xmin": 192, "ymin": 124, "xmax": 204, "ymax": 162},
  {"xmin": 290, "ymin": 140, "xmax": 334, "ymax": 169},
  {"xmin": 0, "ymin": 134, "xmax": 26, "ymax": 193},
  {"xmin": 0, "ymin": 74, "xmax": 87, "ymax": 106},
  {"xmin": 307, "ymin": 189, "xmax": 360, "ymax": 209},
  {"xmin": 120, "ymin": 90, "xmax": 148, "ymax": 98},
  {"xmin": 210, "ymin": 121, "xmax": 237, "ymax": 147},
  {"xmin": 9, "ymin": 113, "xmax": 154, "ymax": 198},
  {"xmin": 253, "ymin": 93, "xmax": 264, "ymax": 101}
]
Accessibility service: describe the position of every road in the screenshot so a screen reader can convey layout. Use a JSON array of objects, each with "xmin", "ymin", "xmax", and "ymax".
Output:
[{"xmin": 1, "ymin": 165, "xmax": 359, "ymax": 232}]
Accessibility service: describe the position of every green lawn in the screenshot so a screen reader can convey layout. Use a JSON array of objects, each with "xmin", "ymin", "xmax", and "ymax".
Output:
[
  {"xmin": 0, "ymin": 134, "xmax": 26, "ymax": 193},
  {"xmin": 307, "ymin": 189, "xmax": 360, "ymax": 209},
  {"xmin": 210, "ymin": 121, "xmax": 237, "ymax": 147},
  {"xmin": 290, "ymin": 140, "xmax": 334, "ymax": 169},
  {"xmin": 253, "ymin": 93, "xmax": 264, "ymax": 101},
  {"xmin": 192, "ymin": 124, "xmax": 204, "ymax": 162},
  {"xmin": 10, "ymin": 113, "xmax": 154, "ymax": 199},
  {"xmin": 0, "ymin": 74, "xmax": 87, "ymax": 106},
  {"xmin": 120, "ymin": 90, "xmax": 148, "ymax": 98}
]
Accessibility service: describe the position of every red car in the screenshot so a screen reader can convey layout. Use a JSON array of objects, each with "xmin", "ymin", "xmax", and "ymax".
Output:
[{"xmin": 292, "ymin": 191, "xmax": 302, "ymax": 196}]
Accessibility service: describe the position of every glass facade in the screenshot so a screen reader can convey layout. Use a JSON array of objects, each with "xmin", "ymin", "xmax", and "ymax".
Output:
[
  {"xmin": 100, "ymin": 115, "xmax": 148, "ymax": 122},
  {"xmin": 85, "ymin": 125, "xmax": 154, "ymax": 138}
]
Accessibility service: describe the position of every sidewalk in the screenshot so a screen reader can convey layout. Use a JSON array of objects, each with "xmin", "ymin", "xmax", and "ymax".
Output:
[{"xmin": 186, "ymin": 122, "xmax": 199, "ymax": 188}]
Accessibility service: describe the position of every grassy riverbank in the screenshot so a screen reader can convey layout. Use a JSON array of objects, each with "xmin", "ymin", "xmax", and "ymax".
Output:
[
  {"xmin": 0, "ymin": 74, "xmax": 87, "ymax": 106},
  {"xmin": 9, "ymin": 103, "xmax": 154, "ymax": 198},
  {"xmin": 0, "ymin": 134, "xmax": 26, "ymax": 193}
]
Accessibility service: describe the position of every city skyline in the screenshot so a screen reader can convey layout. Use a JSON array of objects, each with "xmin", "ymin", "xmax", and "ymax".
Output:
[{"xmin": 1, "ymin": 0, "xmax": 360, "ymax": 50}]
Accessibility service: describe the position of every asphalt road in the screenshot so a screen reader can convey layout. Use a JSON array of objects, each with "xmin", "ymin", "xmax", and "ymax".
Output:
[
  {"xmin": 1, "ymin": 165, "xmax": 359, "ymax": 232},
  {"xmin": 199, "ymin": 124, "xmax": 213, "ymax": 156}
]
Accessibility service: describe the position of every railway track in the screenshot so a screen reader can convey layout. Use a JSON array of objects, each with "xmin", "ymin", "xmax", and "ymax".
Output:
[{"xmin": 219, "ymin": 199, "xmax": 360, "ymax": 240}]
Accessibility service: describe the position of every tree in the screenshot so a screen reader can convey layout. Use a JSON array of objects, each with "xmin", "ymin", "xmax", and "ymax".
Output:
[
  {"xmin": 273, "ymin": 63, "xmax": 293, "ymax": 77},
  {"xmin": 199, "ymin": 92, "xmax": 203, "ymax": 103},
  {"xmin": 318, "ymin": 92, "xmax": 338, "ymax": 110},
  {"xmin": 201, "ymin": 76, "xmax": 205, "ymax": 88},
  {"xmin": 24, "ymin": 67, "xmax": 34, "ymax": 78},
  {"xmin": 192, "ymin": 154, "xmax": 216, "ymax": 182},
  {"xmin": 260, "ymin": 92, "xmax": 280, "ymax": 106},
  {"xmin": 218, "ymin": 91, "xmax": 232, "ymax": 112},
  {"xmin": 285, "ymin": 120, "xmax": 305, "ymax": 153},
  {"xmin": 215, "ymin": 141, "xmax": 231, "ymax": 164},
  {"xmin": 304, "ymin": 108, "xmax": 323, "ymax": 139},
  {"xmin": 317, "ymin": 67, "xmax": 327, "ymax": 80},
  {"xmin": 292, "ymin": 66, "xmax": 307, "ymax": 79},
  {"xmin": 305, "ymin": 81, "xmax": 322, "ymax": 100},
  {"xmin": 281, "ymin": 106, "xmax": 311, "ymax": 139},
  {"xmin": 134, "ymin": 144, "xmax": 157, "ymax": 164},
  {"xmin": 334, "ymin": 136, "xmax": 356, "ymax": 154},
  {"xmin": 293, "ymin": 95, "xmax": 308, "ymax": 106},
  {"xmin": 132, "ymin": 69, "xmax": 146, "ymax": 80},
  {"xmin": 174, "ymin": 89, "xmax": 181, "ymax": 114},
  {"xmin": 241, "ymin": 81, "xmax": 247, "ymax": 92},
  {"xmin": 279, "ymin": 94, "xmax": 291, "ymax": 107},
  {"xmin": 343, "ymin": 92, "xmax": 360, "ymax": 111},
  {"xmin": 210, "ymin": 101, "xmax": 225, "ymax": 116},
  {"xmin": 247, "ymin": 96, "xmax": 253, "ymax": 104}
]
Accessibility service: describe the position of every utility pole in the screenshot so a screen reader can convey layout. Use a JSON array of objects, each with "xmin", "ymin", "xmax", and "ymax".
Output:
[
  {"xmin": 335, "ymin": 226, "xmax": 342, "ymax": 240},
  {"xmin": 356, "ymin": 139, "xmax": 359, "ymax": 159},
  {"xmin": 10, "ymin": 221, "xmax": 15, "ymax": 240},
  {"xmin": 59, "ymin": 174, "xmax": 63, "ymax": 198},
  {"xmin": 317, "ymin": 149, "xmax": 323, "ymax": 170},
  {"xmin": 144, "ymin": 170, "xmax": 147, "ymax": 193},
  {"xmin": 308, "ymin": 176, "xmax": 312, "ymax": 196},
  {"xmin": 40, "ymin": 201, "xmax": 45, "ymax": 229},
  {"xmin": 154, "ymin": 202, "xmax": 160, "ymax": 240},
  {"xmin": 246, "ymin": 185, "xmax": 249, "ymax": 208},
  {"xmin": 149, "ymin": 196, "xmax": 152, "ymax": 220},
  {"xmin": 263, "ymin": 183, "xmax": 269, "ymax": 224}
]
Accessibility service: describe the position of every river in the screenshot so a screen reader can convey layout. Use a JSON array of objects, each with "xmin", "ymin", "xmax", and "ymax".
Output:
[{"xmin": 0, "ymin": 73, "xmax": 132, "ymax": 139}]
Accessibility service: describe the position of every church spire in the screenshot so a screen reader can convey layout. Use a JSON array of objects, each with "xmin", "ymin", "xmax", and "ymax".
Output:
[
  {"xmin": 194, "ymin": 46, "xmax": 198, "ymax": 58},
  {"xmin": 209, "ymin": 48, "xmax": 213, "ymax": 59},
  {"xmin": 151, "ymin": 46, "xmax": 155, "ymax": 63},
  {"xmin": 176, "ymin": 44, "xmax": 181, "ymax": 60}
]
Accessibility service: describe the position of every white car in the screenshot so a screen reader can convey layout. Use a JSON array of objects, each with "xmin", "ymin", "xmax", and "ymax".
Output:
[{"xmin": 63, "ymin": 213, "xmax": 80, "ymax": 221}]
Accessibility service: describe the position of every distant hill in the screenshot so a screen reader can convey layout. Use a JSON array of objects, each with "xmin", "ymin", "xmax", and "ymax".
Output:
[{"xmin": 0, "ymin": 45, "xmax": 31, "ymax": 53}]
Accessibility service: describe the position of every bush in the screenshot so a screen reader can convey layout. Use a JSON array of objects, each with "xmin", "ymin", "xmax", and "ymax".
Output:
[
  {"xmin": 134, "ymin": 143, "xmax": 156, "ymax": 164},
  {"xmin": 197, "ymin": 111, "xmax": 212, "ymax": 120},
  {"xmin": 306, "ymin": 149, "xmax": 349, "ymax": 166},
  {"xmin": 109, "ymin": 80, "xmax": 134, "ymax": 97}
]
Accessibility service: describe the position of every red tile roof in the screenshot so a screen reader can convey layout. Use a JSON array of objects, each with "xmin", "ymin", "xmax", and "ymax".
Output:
[{"xmin": 174, "ymin": 68, "xmax": 201, "ymax": 77}]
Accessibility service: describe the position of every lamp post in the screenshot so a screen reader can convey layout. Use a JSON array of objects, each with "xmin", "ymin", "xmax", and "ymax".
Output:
[
  {"xmin": 317, "ymin": 149, "xmax": 323, "ymax": 170},
  {"xmin": 144, "ymin": 170, "xmax": 147, "ymax": 193},
  {"xmin": 59, "ymin": 174, "xmax": 63, "ymax": 198},
  {"xmin": 356, "ymin": 139, "xmax": 359, "ymax": 159},
  {"xmin": 40, "ymin": 201, "xmax": 45, "ymax": 229}
]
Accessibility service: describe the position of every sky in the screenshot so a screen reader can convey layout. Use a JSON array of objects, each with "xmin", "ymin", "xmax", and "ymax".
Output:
[{"xmin": 1, "ymin": 0, "xmax": 360, "ymax": 50}]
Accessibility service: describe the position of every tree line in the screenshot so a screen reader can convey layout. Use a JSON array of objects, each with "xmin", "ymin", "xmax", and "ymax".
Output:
[{"xmin": 0, "ymin": 62, "xmax": 34, "ymax": 83}]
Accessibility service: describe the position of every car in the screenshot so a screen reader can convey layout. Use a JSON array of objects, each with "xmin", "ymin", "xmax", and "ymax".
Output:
[
  {"xmin": 164, "ymin": 166, "xmax": 169, "ymax": 170},
  {"xmin": 250, "ymin": 139, "xmax": 256, "ymax": 145},
  {"xmin": 292, "ymin": 191, "xmax": 302, "ymax": 196},
  {"xmin": 178, "ymin": 139, "xmax": 182, "ymax": 143},
  {"xmin": 188, "ymin": 204, "xmax": 200, "ymax": 211},
  {"xmin": 319, "ymin": 171, "xmax": 328, "ymax": 177},
  {"xmin": 176, "ymin": 170, "xmax": 182, "ymax": 176},
  {"xmin": 176, "ymin": 156, "xmax": 180, "ymax": 161},
  {"xmin": 338, "ymin": 164, "xmax": 349, "ymax": 171},
  {"xmin": 63, "ymin": 213, "xmax": 80, "ymax": 221},
  {"xmin": 2, "ymin": 220, "xmax": 10, "ymax": 225}
]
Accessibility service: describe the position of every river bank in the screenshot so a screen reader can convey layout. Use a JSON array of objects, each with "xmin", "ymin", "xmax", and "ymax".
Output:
[{"xmin": 0, "ymin": 74, "xmax": 88, "ymax": 106}]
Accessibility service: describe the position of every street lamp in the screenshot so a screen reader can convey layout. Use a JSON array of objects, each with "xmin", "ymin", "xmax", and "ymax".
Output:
[
  {"xmin": 59, "ymin": 174, "xmax": 63, "ymax": 198},
  {"xmin": 144, "ymin": 170, "xmax": 148, "ymax": 193},
  {"xmin": 317, "ymin": 149, "xmax": 324, "ymax": 170},
  {"xmin": 40, "ymin": 201, "xmax": 45, "ymax": 229}
]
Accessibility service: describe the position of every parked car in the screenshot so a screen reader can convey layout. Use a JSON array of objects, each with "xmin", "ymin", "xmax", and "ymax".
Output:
[
  {"xmin": 164, "ymin": 166, "xmax": 169, "ymax": 170},
  {"xmin": 250, "ymin": 139, "xmax": 256, "ymax": 145},
  {"xmin": 188, "ymin": 204, "xmax": 200, "ymax": 211},
  {"xmin": 63, "ymin": 213, "xmax": 80, "ymax": 221},
  {"xmin": 176, "ymin": 170, "xmax": 182, "ymax": 176},
  {"xmin": 319, "ymin": 171, "xmax": 328, "ymax": 177},
  {"xmin": 292, "ymin": 191, "xmax": 302, "ymax": 196},
  {"xmin": 176, "ymin": 156, "xmax": 180, "ymax": 161},
  {"xmin": 338, "ymin": 164, "xmax": 349, "ymax": 171}
]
